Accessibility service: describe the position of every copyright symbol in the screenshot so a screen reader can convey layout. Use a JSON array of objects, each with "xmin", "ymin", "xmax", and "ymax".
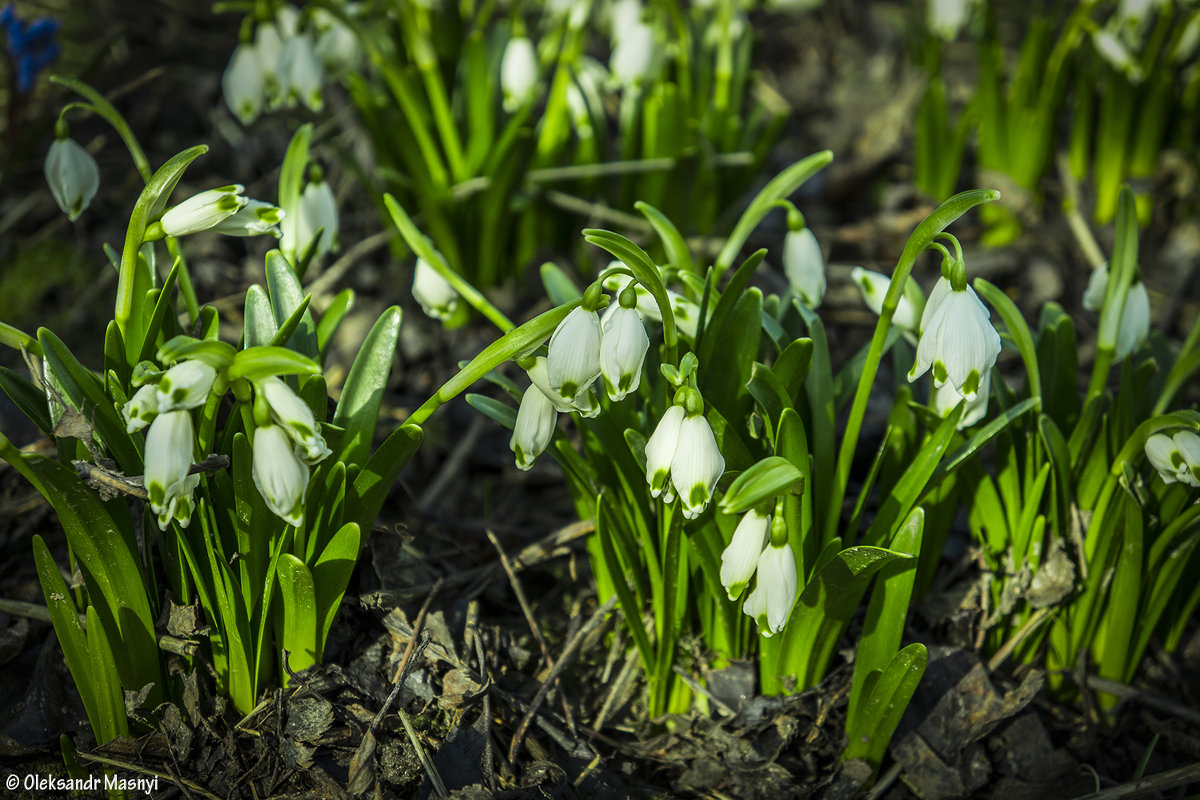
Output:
[{"xmin": 6, "ymin": 774, "xmax": 19, "ymax": 790}]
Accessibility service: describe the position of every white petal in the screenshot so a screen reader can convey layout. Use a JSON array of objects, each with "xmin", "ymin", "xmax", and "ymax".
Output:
[
  {"xmin": 670, "ymin": 414, "xmax": 725, "ymax": 518},
  {"xmin": 600, "ymin": 305, "xmax": 649, "ymax": 401},
  {"xmin": 720, "ymin": 510, "xmax": 769, "ymax": 600},
  {"xmin": 645, "ymin": 405, "xmax": 685, "ymax": 497},
  {"xmin": 510, "ymin": 385, "xmax": 558, "ymax": 470},
  {"xmin": 783, "ymin": 228, "xmax": 826, "ymax": 308},
  {"xmin": 757, "ymin": 542, "xmax": 798, "ymax": 635},
  {"xmin": 223, "ymin": 43, "xmax": 265, "ymax": 125},
  {"xmin": 501, "ymin": 37, "xmax": 538, "ymax": 112},
  {"xmin": 546, "ymin": 307, "xmax": 602, "ymax": 399},
  {"xmin": 145, "ymin": 411, "xmax": 195, "ymax": 529},
  {"xmin": 156, "ymin": 361, "xmax": 217, "ymax": 412},
  {"xmin": 1116, "ymin": 281, "xmax": 1149, "ymax": 360},
  {"xmin": 412, "ymin": 258, "xmax": 460, "ymax": 322},
  {"xmin": 44, "ymin": 139, "xmax": 100, "ymax": 221},
  {"xmin": 252, "ymin": 425, "xmax": 309, "ymax": 526}
]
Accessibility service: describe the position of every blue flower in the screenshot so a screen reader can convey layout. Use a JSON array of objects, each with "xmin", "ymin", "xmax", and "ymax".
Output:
[{"xmin": 1, "ymin": 5, "xmax": 59, "ymax": 93}]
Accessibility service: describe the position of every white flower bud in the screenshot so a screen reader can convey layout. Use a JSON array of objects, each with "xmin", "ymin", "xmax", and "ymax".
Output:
[
  {"xmin": 610, "ymin": 21, "xmax": 656, "ymax": 88},
  {"xmin": 671, "ymin": 413, "xmax": 725, "ymax": 519},
  {"xmin": 412, "ymin": 258, "xmax": 460, "ymax": 322},
  {"xmin": 720, "ymin": 509, "xmax": 769, "ymax": 601},
  {"xmin": 44, "ymin": 138, "xmax": 100, "ymax": 221},
  {"xmin": 252, "ymin": 424, "xmax": 309, "ymax": 526},
  {"xmin": 161, "ymin": 185, "xmax": 248, "ymax": 237},
  {"xmin": 783, "ymin": 227, "xmax": 825, "ymax": 308},
  {"xmin": 501, "ymin": 36, "xmax": 538, "ymax": 112},
  {"xmin": 510, "ymin": 384, "xmax": 558, "ymax": 470},
  {"xmin": 222, "ymin": 43, "xmax": 266, "ymax": 125},
  {"xmin": 156, "ymin": 360, "xmax": 218, "ymax": 412},
  {"xmin": 210, "ymin": 199, "xmax": 285, "ymax": 237},
  {"xmin": 284, "ymin": 178, "xmax": 339, "ymax": 261}
]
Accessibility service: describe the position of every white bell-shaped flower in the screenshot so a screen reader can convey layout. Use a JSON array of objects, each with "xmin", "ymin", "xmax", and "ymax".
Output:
[
  {"xmin": 1082, "ymin": 264, "xmax": 1150, "ymax": 359},
  {"xmin": 610, "ymin": 21, "xmax": 656, "ymax": 88},
  {"xmin": 720, "ymin": 509, "xmax": 769, "ymax": 600},
  {"xmin": 671, "ymin": 413, "xmax": 725, "ymax": 519},
  {"xmin": 600, "ymin": 304, "xmax": 649, "ymax": 402},
  {"xmin": 144, "ymin": 410, "xmax": 197, "ymax": 530},
  {"xmin": 412, "ymin": 258, "xmax": 460, "ymax": 322},
  {"xmin": 547, "ymin": 306, "xmax": 603, "ymax": 401},
  {"xmin": 295, "ymin": 178, "xmax": 339, "ymax": 259},
  {"xmin": 222, "ymin": 42, "xmax": 265, "ymax": 125},
  {"xmin": 258, "ymin": 376, "xmax": 331, "ymax": 464},
  {"xmin": 783, "ymin": 227, "xmax": 826, "ymax": 308},
  {"xmin": 645, "ymin": 404, "xmax": 685, "ymax": 500},
  {"xmin": 161, "ymin": 185, "xmax": 248, "ymax": 237},
  {"xmin": 931, "ymin": 371, "xmax": 990, "ymax": 428},
  {"xmin": 122, "ymin": 384, "xmax": 159, "ymax": 434},
  {"xmin": 44, "ymin": 138, "xmax": 100, "ymax": 221},
  {"xmin": 608, "ymin": 0, "xmax": 643, "ymax": 41},
  {"xmin": 527, "ymin": 357, "xmax": 600, "ymax": 418},
  {"xmin": 908, "ymin": 284, "xmax": 1000, "ymax": 402},
  {"xmin": 156, "ymin": 360, "xmax": 218, "ymax": 412},
  {"xmin": 1145, "ymin": 431, "xmax": 1200, "ymax": 487},
  {"xmin": 745, "ymin": 541, "xmax": 798, "ymax": 636},
  {"xmin": 210, "ymin": 199, "xmax": 285, "ymax": 237},
  {"xmin": 501, "ymin": 36, "xmax": 538, "ymax": 112},
  {"xmin": 852, "ymin": 267, "xmax": 922, "ymax": 333},
  {"xmin": 927, "ymin": 0, "xmax": 978, "ymax": 41},
  {"xmin": 313, "ymin": 8, "xmax": 360, "ymax": 76},
  {"xmin": 255, "ymin": 21, "xmax": 286, "ymax": 106},
  {"xmin": 1093, "ymin": 29, "xmax": 1143, "ymax": 82},
  {"xmin": 510, "ymin": 384, "xmax": 558, "ymax": 470},
  {"xmin": 252, "ymin": 424, "xmax": 309, "ymax": 526},
  {"xmin": 278, "ymin": 34, "xmax": 324, "ymax": 112}
]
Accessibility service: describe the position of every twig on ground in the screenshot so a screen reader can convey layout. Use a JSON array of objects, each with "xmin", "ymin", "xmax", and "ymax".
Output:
[
  {"xmin": 390, "ymin": 577, "xmax": 443, "ymax": 684},
  {"xmin": 671, "ymin": 665, "xmax": 736, "ymax": 718},
  {"xmin": 75, "ymin": 751, "xmax": 223, "ymax": 800},
  {"xmin": 987, "ymin": 607, "xmax": 1057, "ymax": 672},
  {"xmin": 1084, "ymin": 675, "xmax": 1200, "ymax": 727},
  {"xmin": 1069, "ymin": 761, "xmax": 1200, "ymax": 800}
]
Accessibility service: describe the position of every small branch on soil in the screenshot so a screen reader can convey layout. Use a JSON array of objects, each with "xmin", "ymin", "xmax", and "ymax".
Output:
[
  {"xmin": 1083, "ymin": 675, "xmax": 1200, "ymax": 727},
  {"xmin": 987, "ymin": 607, "xmax": 1057, "ymax": 672},
  {"xmin": 1069, "ymin": 761, "xmax": 1200, "ymax": 800},
  {"xmin": 75, "ymin": 751, "xmax": 223, "ymax": 800},
  {"xmin": 389, "ymin": 576, "xmax": 443, "ymax": 684}
]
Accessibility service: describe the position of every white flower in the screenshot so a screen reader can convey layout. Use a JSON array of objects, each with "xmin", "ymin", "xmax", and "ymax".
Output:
[
  {"xmin": 852, "ymin": 267, "xmax": 922, "ymax": 333},
  {"xmin": 610, "ymin": 21, "xmax": 656, "ymax": 88},
  {"xmin": 209, "ymin": 199, "xmax": 285, "ymax": 237},
  {"xmin": 284, "ymin": 178, "xmax": 339, "ymax": 261},
  {"xmin": 608, "ymin": 0, "xmax": 643, "ymax": 42},
  {"xmin": 566, "ymin": 57, "xmax": 607, "ymax": 135},
  {"xmin": 547, "ymin": 306, "xmax": 603, "ymax": 400},
  {"xmin": 501, "ymin": 36, "xmax": 538, "ymax": 112},
  {"xmin": 278, "ymin": 34, "xmax": 324, "ymax": 112},
  {"xmin": 745, "ymin": 542, "xmax": 798, "ymax": 636},
  {"xmin": 1145, "ymin": 431, "xmax": 1200, "ymax": 487},
  {"xmin": 671, "ymin": 413, "xmax": 726, "ymax": 519},
  {"xmin": 645, "ymin": 404, "xmax": 685, "ymax": 500},
  {"xmin": 222, "ymin": 43, "xmax": 265, "ymax": 125},
  {"xmin": 527, "ymin": 357, "xmax": 600, "ymax": 418},
  {"xmin": 161, "ymin": 185, "xmax": 248, "ymax": 236},
  {"xmin": 931, "ymin": 371, "xmax": 990, "ymax": 428},
  {"xmin": 720, "ymin": 509, "xmax": 769, "ymax": 600},
  {"xmin": 314, "ymin": 9, "xmax": 360, "ymax": 76},
  {"xmin": 122, "ymin": 384, "xmax": 159, "ymax": 434},
  {"xmin": 927, "ymin": 0, "xmax": 979, "ymax": 40},
  {"xmin": 1093, "ymin": 29, "xmax": 1143, "ymax": 82},
  {"xmin": 156, "ymin": 360, "xmax": 218, "ymax": 412},
  {"xmin": 908, "ymin": 284, "xmax": 1000, "ymax": 402},
  {"xmin": 600, "ymin": 304, "xmax": 649, "ymax": 402},
  {"xmin": 919, "ymin": 276, "xmax": 952, "ymax": 333},
  {"xmin": 412, "ymin": 258, "xmax": 460, "ymax": 322},
  {"xmin": 145, "ymin": 410, "xmax": 199, "ymax": 530},
  {"xmin": 783, "ymin": 227, "xmax": 826, "ymax": 307},
  {"xmin": 253, "ymin": 22, "xmax": 286, "ymax": 106},
  {"xmin": 252, "ymin": 424, "xmax": 309, "ymax": 526},
  {"xmin": 258, "ymin": 376, "xmax": 331, "ymax": 464},
  {"xmin": 44, "ymin": 138, "xmax": 100, "ymax": 221},
  {"xmin": 1082, "ymin": 263, "xmax": 1150, "ymax": 359},
  {"xmin": 601, "ymin": 273, "xmax": 699, "ymax": 339},
  {"xmin": 510, "ymin": 384, "xmax": 558, "ymax": 470}
]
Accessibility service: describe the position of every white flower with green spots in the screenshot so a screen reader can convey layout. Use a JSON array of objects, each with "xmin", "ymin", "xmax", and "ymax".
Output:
[{"xmin": 908, "ymin": 282, "xmax": 1000, "ymax": 402}]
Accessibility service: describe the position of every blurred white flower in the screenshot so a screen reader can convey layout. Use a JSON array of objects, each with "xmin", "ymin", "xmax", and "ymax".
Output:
[
  {"xmin": 284, "ymin": 178, "xmax": 339, "ymax": 262},
  {"xmin": 783, "ymin": 227, "xmax": 825, "ymax": 307},
  {"xmin": 501, "ymin": 36, "xmax": 538, "ymax": 112},
  {"xmin": 610, "ymin": 20, "xmax": 656, "ymax": 88},
  {"xmin": 222, "ymin": 42, "xmax": 265, "ymax": 124},
  {"xmin": 412, "ymin": 258, "xmax": 460, "ymax": 322},
  {"xmin": 927, "ymin": 0, "xmax": 980, "ymax": 41},
  {"xmin": 1082, "ymin": 263, "xmax": 1150, "ymax": 359},
  {"xmin": 510, "ymin": 384, "xmax": 558, "ymax": 470},
  {"xmin": 1093, "ymin": 29, "xmax": 1143, "ymax": 82},
  {"xmin": 278, "ymin": 34, "xmax": 324, "ymax": 112},
  {"xmin": 44, "ymin": 137, "xmax": 99, "ymax": 221}
]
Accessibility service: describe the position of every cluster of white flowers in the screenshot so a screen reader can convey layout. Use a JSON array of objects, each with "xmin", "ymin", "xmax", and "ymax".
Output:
[
  {"xmin": 644, "ymin": 402, "xmax": 725, "ymax": 519},
  {"xmin": 123, "ymin": 363, "xmax": 331, "ymax": 529},
  {"xmin": 1145, "ymin": 430, "xmax": 1200, "ymax": 487},
  {"xmin": 222, "ymin": 5, "xmax": 359, "ymax": 126},
  {"xmin": 718, "ymin": 508, "xmax": 798, "ymax": 636}
]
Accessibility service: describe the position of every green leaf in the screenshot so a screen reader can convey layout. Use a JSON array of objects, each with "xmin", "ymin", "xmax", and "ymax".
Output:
[
  {"xmin": 772, "ymin": 338, "xmax": 813, "ymax": 400},
  {"xmin": 86, "ymin": 606, "xmax": 130, "ymax": 744},
  {"xmin": 136, "ymin": 258, "xmax": 182, "ymax": 365},
  {"xmin": 279, "ymin": 124, "xmax": 312, "ymax": 220},
  {"xmin": 244, "ymin": 285, "xmax": 278, "ymax": 349},
  {"xmin": 597, "ymin": 496, "xmax": 654, "ymax": 678},
  {"xmin": 316, "ymin": 289, "xmax": 355, "ymax": 363},
  {"xmin": 719, "ymin": 456, "xmax": 804, "ymax": 514},
  {"xmin": 332, "ymin": 306, "xmax": 401, "ymax": 465},
  {"xmin": 157, "ymin": 335, "xmax": 237, "ymax": 369},
  {"xmin": 265, "ymin": 249, "xmax": 319, "ymax": 358},
  {"xmin": 277, "ymin": 554, "xmax": 319, "ymax": 678},
  {"xmin": 312, "ymin": 523, "xmax": 361, "ymax": 661},
  {"xmin": 540, "ymin": 262, "xmax": 583, "ymax": 306},
  {"xmin": 698, "ymin": 249, "xmax": 767, "ymax": 367},
  {"xmin": 636, "ymin": 200, "xmax": 695, "ymax": 275},
  {"xmin": 228, "ymin": 346, "xmax": 321, "ymax": 381},
  {"xmin": 584, "ymin": 229, "xmax": 678, "ymax": 351},
  {"xmin": 348, "ymin": 423, "xmax": 423, "ymax": 533},
  {"xmin": 466, "ymin": 393, "xmax": 517, "ymax": 430},
  {"xmin": 843, "ymin": 643, "xmax": 928, "ymax": 775},
  {"xmin": 0, "ymin": 366, "xmax": 52, "ymax": 435}
]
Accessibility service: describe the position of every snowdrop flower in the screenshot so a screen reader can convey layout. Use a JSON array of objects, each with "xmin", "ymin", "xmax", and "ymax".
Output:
[
  {"xmin": 1146, "ymin": 431, "xmax": 1200, "ymax": 487},
  {"xmin": 601, "ymin": 273, "xmax": 700, "ymax": 339},
  {"xmin": 122, "ymin": 384, "xmax": 159, "ymax": 434},
  {"xmin": 566, "ymin": 57, "xmax": 607, "ymax": 136},
  {"xmin": 671, "ymin": 413, "xmax": 726, "ymax": 519},
  {"xmin": 547, "ymin": 306, "xmax": 603, "ymax": 400},
  {"xmin": 852, "ymin": 267, "xmax": 922, "ymax": 333},
  {"xmin": 908, "ymin": 282, "xmax": 1000, "ymax": 402},
  {"xmin": 1082, "ymin": 263, "xmax": 1150, "ymax": 360},
  {"xmin": 284, "ymin": 177, "xmax": 339, "ymax": 262},
  {"xmin": 254, "ymin": 22, "xmax": 285, "ymax": 105},
  {"xmin": 610, "ymin": 21, "xmax": 656, "ymax": 88},
  {"xmin": 145, "ymin": 410, "xmax": 198, "ymax": 530},
  {"xmin": 927, "ymin": 0, "xmax": 979, "ymax": 41},
  {"xmin": 210, "ymin": 199, "xmax": 285, "ymax": 237},
  {"xmin": 222, "ymin": 42, "xmax": 265, "ymax": 124},
  {"xmin": 156, "ymin": 360, "xmax": 217, "ymax": 412},
  {"xmin": 527, "ymin": 357, "xmax": 600, "ymax": 418},
  {"xmin": 743, "ymin": 541, "xmax": 798, "ymax": 636},
  {"xmin": 720, "ymin": 509, "xmax": 770, "ymax": 600},
  {"xmin": 278, "ymin": 34, "xmax": 324, "ymax": 112},
  {"xmin": 501, "ymin": 36, "xmax": 538, "ymax": 112},
  {"xmin": 44, "ymin": 137, "xmax": 99, "ymax": 221},
  {"xmin": 412, "ymin": 258, "xmax": 460, "ymax": 322},
  {"xmin": 510, "ymin": 384, "xmax": 558, "ymax": 470},
  {"xmin": 258, "ymin": 376, "xmax": 331, "ymax": 464},
  {"xmin": 600, "ymin": 300, "xmax": 649, "ymax": 402},
  {"xmin": 645, "ymin": 404, "xmax": 686, "ymax": 500},
  {"xmin": 313, "ymin": 8, "xmax": 360, "ymax": 76},
  {"xmin": 1093, "ymin": 29, "xmax": 1143, "ymax": 82},
  {"xmin": 931, "ymin": 372, "xmax": 990, "ymax": 428},
  {"xmin": 783, "ymin": 227, "xmax": 825, "ymax": 307},
  {"xmin": 161, "ymin": 185, "xmax": 248, "ymax": 237},
  {"xmin": 252, "ymin": 424, "xmax": 309, "ymax": 526},
  {"xmin": 608, "ymin": 0, "xmax": 643, "ymax": 41}
]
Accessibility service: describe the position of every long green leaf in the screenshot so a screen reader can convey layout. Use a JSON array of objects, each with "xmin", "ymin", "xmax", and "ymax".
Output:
[
  {"xmin": 312, "ymin": 523, "xmax": 361, "ymax": 660},
  {"xmin": 277, "ymin": 554, "xmax": 319, "ymax": 678},
  {"xmin": 331, "ymin": 306, "xmax": 401, "ymax": 464},
  {"xmin": 843, "ymin": 643, "xmax": 927, "ymax": 776}
]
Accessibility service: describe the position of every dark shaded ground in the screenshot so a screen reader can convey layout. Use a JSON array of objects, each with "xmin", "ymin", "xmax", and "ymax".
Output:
[{"xmin": 2, "ymin": 0, "xmax": 1200, "ymax": 797}]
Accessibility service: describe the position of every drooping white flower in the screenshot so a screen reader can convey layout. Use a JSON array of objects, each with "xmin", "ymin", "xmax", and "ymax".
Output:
[
  {"xmin": 527, "ymin": 357, "xmax": 600, "ymax": 418},
  {"xmin": 222, "ymin": 42, "xmax": 266, "ymax": 125},
  {"xmin": 122, "ymin": 384, "xmax": 160, "ymax": 434},
  {"xmin": 258, "ymin": 376, "xmax": 331, "ymax": 464},
  {"xmin": 412, "ymin": 258, "xmax": 460, "ymax": 322},
  {"xmin": 1093, "ymin": 29, "xmax": 1143, "ymax": 82},
  {"xmin": 927, "ymin": 0, "xmax": 979, "ymax": 41},
  {"xmin": 610, "ymin": 20, "xmax": 656, "ymax": 88},
  {"xmin": 670, "ymin": 413, "xmax": 726, "ymax": 519},
  {"xmin": 720, "ymin": 509, "xmax": 770, "ymax": 600},
  {"xmin": 747, "ymin": 541, "xmax": 798, "ymax": 636},
  {"xmin": 908, "ymin": 284, "xmax": 1000, "ymax": 402},
  {"xmin": 851, "ymin": 267, "xmax": 923, "ymax": 333},
  {"xmin": 161, "ymin": 185, "xmax": 248, "ymax": 237},
  {"xmin": 209, "ymin": 199, "xmax": 285, "ymax": 237},
  {"xmin": 510, "ymin": 384, "xmax": 558, "ymax": 470},
  {"xmin": 645, "ymin": 404, "xmax": 685, "ymax": 500},
  {"xmin": 1145, "ymin": 431, "xmax": 1200, "ymax": 487},
  {"xmin": 278, "ymin": 34, "xmax": 324, "ymax": 112},
  {"xmin": 547, "ymin": 306, "xmax": 603, "ymax": 400},
  {"xmin": 783, "ymin": 227, "xmax": 826, "ymax": 308},
  {"xmin": 145, "ymin": 410, "xmax": 198, "ymax": 530},
  {"xmin": 600, "ymin": 304, "xmax": 649, "ymax": 402},
  {"xmin": 252, "ymin": 424, "xmax": 309, "ymax": 526},
  {"xmin": 601, "ymin": 273, "xmax": 699, "ymax": 339},
  {"xmin": 608, "ymin": 0, "xmax": 643, "ymax": 42},
  {"xmin": 44, "ymin": 138, "xmax": 100, "ymax": 221},
  {"xmin": 284, "ymin": 178, "xmax": 339, "ymax": 261},
  {"xmin": 501, "ymin": 36, "xmax": 538, "ymax": 112},
  {"xmin": 931, "ymin": 371, "xmax": 990, "ymax": 428},
  {"xmin": 156, "ymin": 360, "xmax": 218, "ymax": 412},
  {"xmin": 313, "ymin": 8, "xmax": 361, "ymax": 76},
  {"xmin": 254, "ymin": 22, "xmax": 286, "ymax": 106},
  {"xmin": 1082, "ymin": 263, "xmax": 1150, "ymax": 359}
]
